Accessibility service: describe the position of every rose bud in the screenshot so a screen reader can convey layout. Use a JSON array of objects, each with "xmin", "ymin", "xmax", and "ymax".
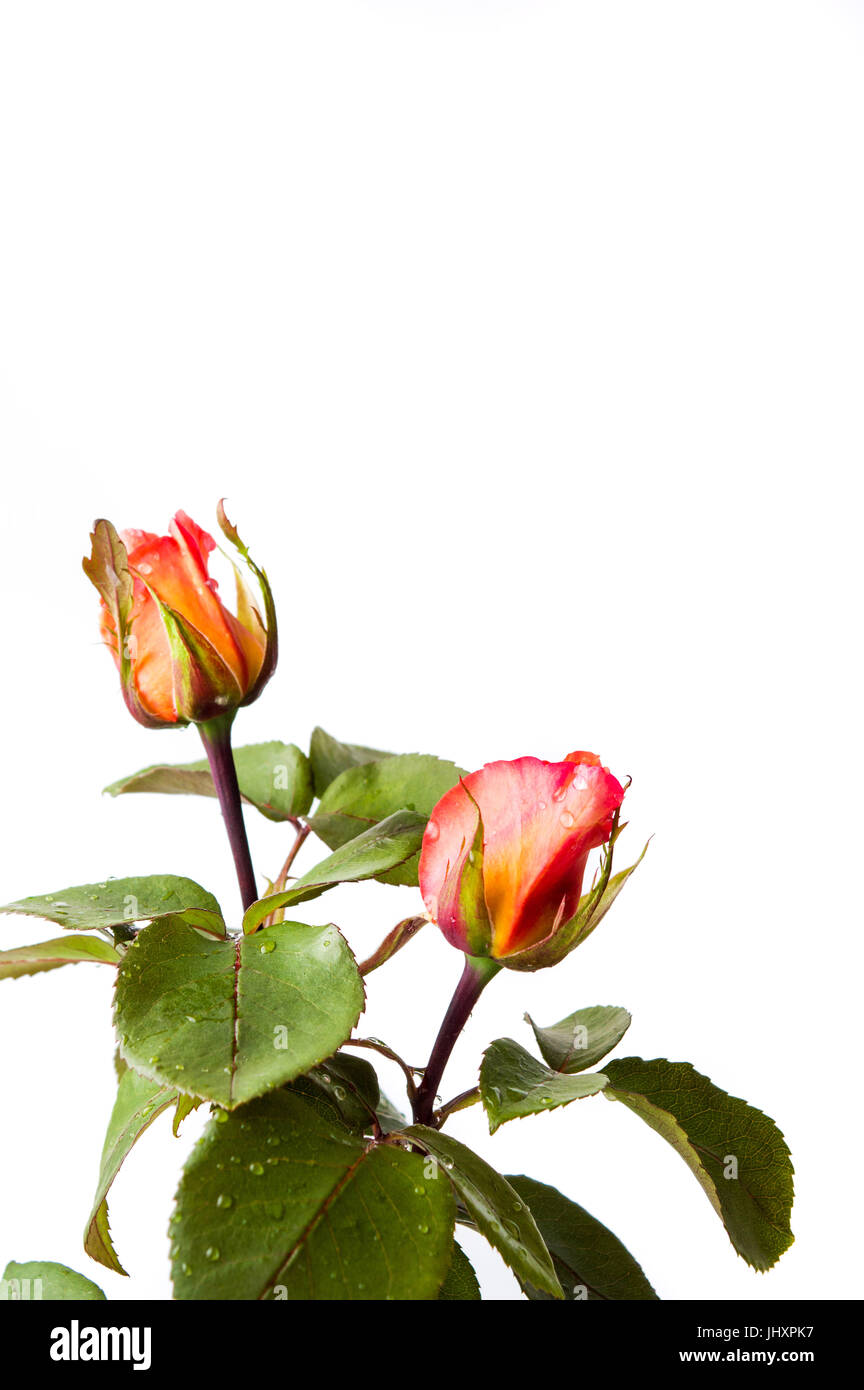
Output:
[
  {"xmin": 83, "ymin": 504, "xmax": 276, "ymax": 728},
  {"xmin": 418, "ymin": 752, "xmax": 632, "ymax": 970}
]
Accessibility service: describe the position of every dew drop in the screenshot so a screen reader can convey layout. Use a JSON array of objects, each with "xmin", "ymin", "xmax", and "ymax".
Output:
[
  {"xmin": 560, "ymin": 810, "xmax": 575, "ymax": 828},
  {"xmin": 213, "ymin": 1110, "xmax": 229, "ymax": 1124},
  {"xmin": 552, "ymin": 785, "xmax": 566, "ymax": 803},
  {"xmin": 248, "ymin": 1162, "xmax": 264, "ymax": 1176},
  {"xmin": 425, "ymin": 821, "xmax": 440, "ymax": 843},
  {"xmin": 205, "ymin": 1246, "xmax": 221, "ymax": 1262},
  {"xmin": 216, "ymin": 1193, "xmax": 233, "ymax": 1209},
  {"xmin": 259, "ymin": 939, "xmax": 276, "ymax": 954}
]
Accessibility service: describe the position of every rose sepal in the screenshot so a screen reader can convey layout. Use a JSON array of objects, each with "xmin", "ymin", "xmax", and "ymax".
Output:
[
  {"xmin": 504, "ymin": 813, "xmax": 649, "ymax": 972},
  {"xmin": 216, "ymin": 500, "xmax": 278, "ymax": 708},
  {"xmin": 436, "ymin": 782, "xmax": 495, "ymax": 957},
  {"xmin": 83, "ymin": 520, "xmax": 167, "ymax": 730}
]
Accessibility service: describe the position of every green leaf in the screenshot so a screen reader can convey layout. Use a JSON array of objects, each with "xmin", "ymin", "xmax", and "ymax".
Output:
[
  {"xmin": 288, "ymin": 1052, "xmax": 381, "ymax": 1133},
  {"xmin": 437, "ymin": 782, "xmax": 493, "ymax": 956},
  {"xmin": 526, "ymin": 1005, "xmax": 631, "ymax": 1073},
  {"xmin": 1, "ymin": 1261, "xmax": 106, "ymax": 1301},
  {"xmin": 0, "ymin": 935, "xmax": 119, "ymax": 981},
  {"xmin": 307, "ymin": 753, "xmax": 466, "ymax": 886},
  {"xmin": 243, "ymin": 811, "xmax": 428, "ymax": 931},
  {"xmin": 0, "ymin": 876, "xmax": 225, "ymax": 938},
  {"xmin": 309, "ymin": 726, "xmax": 393, "ymax": 797},
  {"xmin": 105, "ymin": 741, "xmax": 313, "ymax": 821},
  {"xmin": 402, "ymin": 1125, "xmax": 562, "ymax": 1298},
  {"xmin": 114, "ymin": 916, "xmax": 364, "ymax": 1109},
  {"xmin": 171, "ymin": 1091, "xmax": 455, "ymax": 1300},
  {"xmin": 438, "ymin": 1241, "xmax": 482, "ymax": 1300},
  {"xmin": 85, "ymin": 1068, "xmax": 178, "ymax": 1275},
  {"xmin": 480, "ymin": 1038, "xmax": 609, "ymax": 1133},
  {"xmin": 506, "ymin": 1176, "xmax": 659, "ymax": 1300},
  {"xmin": 603, "ymin": 1058, "xmax": 794, "ymax": 1270}
]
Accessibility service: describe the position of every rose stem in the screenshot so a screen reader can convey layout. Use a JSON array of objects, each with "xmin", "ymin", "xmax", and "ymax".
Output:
[
  {"xmin": 413, "ymin": 954, "xmax": 501, "ymax": 1127},
  {"xmin": 198, "ymin": 712, "xmax": 259, "ymax": 913}
]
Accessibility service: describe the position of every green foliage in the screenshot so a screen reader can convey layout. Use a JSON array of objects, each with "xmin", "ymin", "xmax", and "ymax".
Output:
[
  {"xmin": 309, "ymin": 726, "xmax": 393, "ymax": 796},
  {"xmin": 114, "ymin": 916, "xmax": 364, "ymax": 1108},
  {"xmin": 242, "ymin": 811, "xmax": 427, "ymax": 931},
  {"xmin": 480, "ymin": 1038, "xmax": 609, "ymax": 1132},
  {"xmin": 0, "ymin": 935, "xmax": 119, "ymax": 980},
  {"xmin": 2, "ymin": 1261, "xmax": 106, "ymax": 1300},
  {"xmin": 105, "ymin": 741, "xmax": 314, "ymax": 820},
  {"xmin": 1, "ymin": 876, "xmax": 224, "ymax": 938},
  {"xmin": 307, "ymin": 753, "xmax": 465, "ymax": 886},
  {"xmin": 403, "ymin": 1125, "xmax": 562, "ymax": 1297},
  {"xmin": 526, "ymin": 1004, "xmax": 632, "ymax": 1073},
  {"xmin": 438, "ymin": 1241, "xmax": 482, "ymax": 1300},
  {"xmin": 171, "ymin": 1092, "xmax": 455, "ymax": 1300},
  {"xmin": 507, "ymin": 1176, "xmax": 659, "ymax": 1300},
  {"xmin": 603, "ymin": 1057, "xmax": 795, "ymax": 1270},
  {"xmin": 85, "ymin": 1067, "xmax": 178, "ymax": 1275}
]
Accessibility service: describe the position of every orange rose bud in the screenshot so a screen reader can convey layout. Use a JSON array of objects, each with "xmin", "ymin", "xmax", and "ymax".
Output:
[
  {"xmin": 84, "ymin": 505, "xmax": 276, "ymax": 728},
  {"xmin": 418, "ymin": 753, "xmax": 628, "ymax": 969}
]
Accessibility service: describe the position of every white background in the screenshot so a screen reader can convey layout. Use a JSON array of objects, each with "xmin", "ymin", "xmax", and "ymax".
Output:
[{"xmin": 1, "ymin": 1, "xmax": 861, "ymax": 1302}]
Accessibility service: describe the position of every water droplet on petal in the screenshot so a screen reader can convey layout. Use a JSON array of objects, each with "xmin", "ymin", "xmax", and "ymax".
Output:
[
  {"xmin": 425, "ymin": 821, "xmax": 440, "ymax": 843},
  {"xmin": 560, "ymin": 810, "xmax": 575, "ymax": 828}
]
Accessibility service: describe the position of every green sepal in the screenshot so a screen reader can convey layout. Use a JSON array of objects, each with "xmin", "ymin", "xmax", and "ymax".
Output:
[
  {"xmin": 155, "ymin": 597, "xmax": 243, "ymax": 723},
  {"xmin": 506, "ymin": 814, "xmax": 648, "ymax": 971},
  {"xmin": 437, "ymin": 781, "xmax": 494, "ymax": 957},
  {"xmin": 216, "ymin": 500, "xmax": 278, "ymax": 706},
  {"xmin": 82, "ymin": 519, "xmax": 165, "ymax": 729}
]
